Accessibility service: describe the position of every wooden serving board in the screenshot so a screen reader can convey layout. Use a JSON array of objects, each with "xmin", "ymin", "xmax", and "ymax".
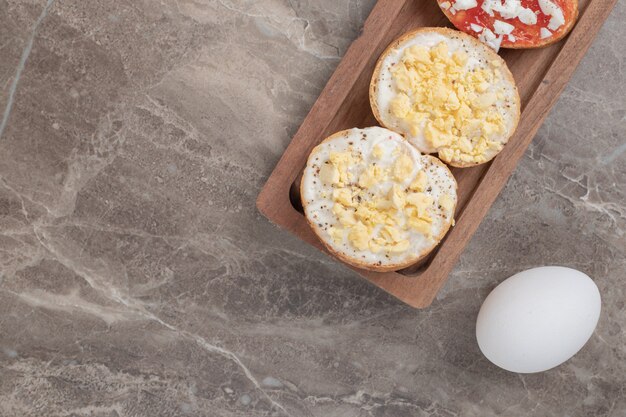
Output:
[{"xmin": 256, "ymin": 0, "xmax": 616, "ymax": 308}]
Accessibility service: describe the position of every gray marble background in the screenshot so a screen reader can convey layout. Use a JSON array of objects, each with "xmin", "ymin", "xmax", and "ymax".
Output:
[{"xmin": 0, "ymin": 0, "xmax": 624, "ymax": 416}]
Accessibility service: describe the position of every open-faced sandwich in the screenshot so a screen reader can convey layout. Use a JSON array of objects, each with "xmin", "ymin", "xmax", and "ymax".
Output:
[
  {"xmin": 437, "ymin": 0, "xmax": 578, "ymax": 49},
  {"xmin": 370, "ymin": 27, "xmax": 520, "ymax": 167},
  {"xmin": 301, "ymin": 127, "xmax": 457, "ymax": 272}
]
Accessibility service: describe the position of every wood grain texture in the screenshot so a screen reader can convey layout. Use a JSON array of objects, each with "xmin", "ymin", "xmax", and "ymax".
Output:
[{"xmin": 256, "ymin": 0, "xmax": 617, "ymax": 308}]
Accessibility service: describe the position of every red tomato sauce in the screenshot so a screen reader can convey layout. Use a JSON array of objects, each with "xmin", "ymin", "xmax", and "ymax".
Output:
[{"xmin": 439, "ymin": 0, "xmax": 578, "ymax": 49}]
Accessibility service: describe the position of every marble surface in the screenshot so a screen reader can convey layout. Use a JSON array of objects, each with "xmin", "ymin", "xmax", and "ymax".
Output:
[{"xmin": 0, "ymin": 0, "xmax": 624, "ymax": 416}]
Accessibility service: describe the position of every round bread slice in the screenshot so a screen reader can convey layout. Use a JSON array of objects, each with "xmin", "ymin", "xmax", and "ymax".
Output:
[
  {"xmin": 370, "ymin": 27, "xmax": 520, "ymax": 168},
  {"xmin": 301, "ymin": 127, "xmax": 457, "ymax": 272},
  {"xmin": 437, "ymin": 0, "xmax": 578, "ymax": 49}
]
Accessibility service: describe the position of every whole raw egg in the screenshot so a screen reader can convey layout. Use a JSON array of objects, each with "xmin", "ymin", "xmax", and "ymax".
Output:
[{"xmin": 476, "ymin": 266, "xmax": 601, "ymax": 373}]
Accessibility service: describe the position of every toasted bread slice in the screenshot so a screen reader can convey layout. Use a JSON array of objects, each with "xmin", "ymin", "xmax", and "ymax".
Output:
[
  {"xmin": 370, "ymin": 27, "xmax": 520, "ymax": 167},
  {"xmin": 437, "ymin": 0, "xmax": 579, "ymax": 49},
  {"xmin": 301, "ymin": 127, "xmax": 457, "ymax": 272}
]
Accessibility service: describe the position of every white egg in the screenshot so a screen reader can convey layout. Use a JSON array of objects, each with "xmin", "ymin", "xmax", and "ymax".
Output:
[{"xmin": 476, "ymin": 266, "xmax": 601, "ymax": 373}]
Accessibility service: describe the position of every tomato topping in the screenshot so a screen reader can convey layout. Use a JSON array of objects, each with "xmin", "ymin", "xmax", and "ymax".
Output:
[{"xmin": 437, "ymin": 0, "xmax": 578, "ymax": 49}]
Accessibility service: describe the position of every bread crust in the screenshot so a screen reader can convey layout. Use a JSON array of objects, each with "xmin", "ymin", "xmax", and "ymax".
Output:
[
  {"xmin": 300, "ymin": 129, "xmax": 458, "ymax": 272},
  {"xmin": 369, "ymin": 27, "xmax": 521, "ymax": 168}
]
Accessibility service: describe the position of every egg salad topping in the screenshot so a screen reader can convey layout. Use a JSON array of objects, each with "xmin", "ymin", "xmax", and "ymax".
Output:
[
  {"xmin": 302, "ymin": 129, "xmax": 458, "ymax": 266},
  {"xmin": 320, "ymin": 147, "xmax": 442, "ymax": 253},
  {"xmin": 388, "ymin": 41, "xmax": 507, "ymax": 164},
  {"xmin": 322, "ymin": 148, "xmax": 441, "ymax": 254},
  {"xmin": 302, "ymin": 128, "xmax": 457, "ymax": 268}
]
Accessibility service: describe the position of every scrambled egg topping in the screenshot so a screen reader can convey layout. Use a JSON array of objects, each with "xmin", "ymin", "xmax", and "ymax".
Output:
[
  {"xmin": 389, "ymin": 41, "xmax": 506, "ymax": 164},
  {"xmin": 321, "ymin": 148, "xmax": 453, "ymax": 254}
]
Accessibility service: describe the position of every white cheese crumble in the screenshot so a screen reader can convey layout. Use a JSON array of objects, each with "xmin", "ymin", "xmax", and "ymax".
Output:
[
  {"xmin": 540, "ymin": 27, "xmax": 552, "ymax": 38},
  {"xmin": 481, "ymin": 0, "xmax": 498, "ymax": 16},
  {"xmin": 454, "ymin": 0, "xmax": 478, "ymax": 10},
  {"xmin": 479, "ymin": 27, "xmax": 503, "ymax": 51},
  {"xmin": 494, "ymin": 0, "xmax": 522, "ymax": 19},
  {"xmin": 493, "ymin": 19, "xmax": 515, "ymax": 35},
  {"xmin": 548, "ymin": 12, "xmax": 565, "ymax": 30},
  {"xmin": 538, "ymin": 0, "xmax": 565, "ymax": 30},
  {"xmin": 481, "ymin": 0, "xmax": 539, "ymax": 28},
  {"xmin": 517, "ymin": 8, "xmax": 538, "ymax": 25}
]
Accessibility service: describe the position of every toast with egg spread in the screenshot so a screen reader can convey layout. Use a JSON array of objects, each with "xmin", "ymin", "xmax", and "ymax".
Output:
[
  {"xmin": 301, "ymin": 127, "xmax": 457, "ymax": 272},
  {"xmin": 370, "ymin": 27, "xmax": 520, "ymax": 168}
]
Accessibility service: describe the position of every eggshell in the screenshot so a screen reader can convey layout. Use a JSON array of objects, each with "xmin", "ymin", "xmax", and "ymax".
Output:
[{"xmin": 476, "ymin": 266, "xmax": 601, "ymax": 373}]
